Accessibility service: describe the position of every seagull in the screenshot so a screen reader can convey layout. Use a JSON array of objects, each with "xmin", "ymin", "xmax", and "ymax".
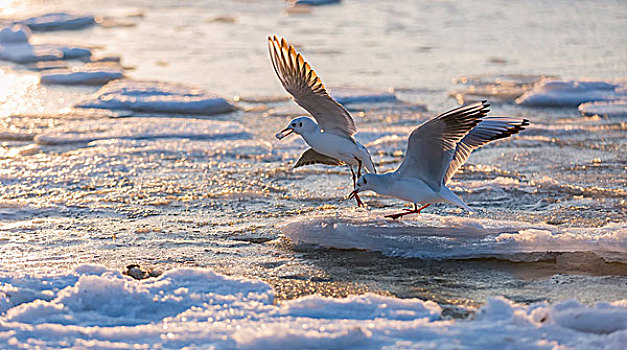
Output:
[
  {"xmin": 349, "ymin": 100, "xmax": 529, "ymax": 219},
  {"xmin": 268, "ymin": 36, "xmax": 376, "ymax": 207}
]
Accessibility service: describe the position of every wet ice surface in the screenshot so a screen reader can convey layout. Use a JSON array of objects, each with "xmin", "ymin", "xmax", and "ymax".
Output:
[{"xmin": 0, "ymin": 0, "xmax": 626, "ymax": 348}]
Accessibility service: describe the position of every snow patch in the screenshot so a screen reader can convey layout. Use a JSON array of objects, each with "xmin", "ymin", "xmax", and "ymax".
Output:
[
  {"xmin": 75, "ymin": 80, "xmax": 236, "ymax": 115},
  {"xmin": 516, "ymin": 79, "xmax": 626, "ymax": 107},
  {"xmin": 279, "ymin": 210, "xmax": 627, "ymax": 261}
]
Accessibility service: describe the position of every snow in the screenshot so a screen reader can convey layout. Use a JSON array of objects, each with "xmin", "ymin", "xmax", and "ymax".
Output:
[
  {"xmin": 0, "ymin": 265, "xmax": 625, "ymax": 349},
  {"xmin": 40, "ymin": 68, "xmax": 123, "ymax": 85},
  {"xmin": 516, "ymin": 79, "xmax": 627, "ymax": 107},
  {"xmin": 279, "ymin": 210, "xmax": 627, "ymax": 261},
  {"xmin": 18, "ymin": 12, "xmax": 95, "ymax": 31},
  {"xmin": 34, "ymin": 117, "xmax": 250, "ymax": 145},
  {"xmin": 578, "ymin": 100, "xmax": 627, "ymax": 118},
  {"xmin": 75, "ymin": 80, "xmax": 237, "ymax": 115}
]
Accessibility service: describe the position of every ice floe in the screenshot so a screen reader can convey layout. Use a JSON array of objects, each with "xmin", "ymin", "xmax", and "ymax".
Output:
[
  {"xmin": 330, "ymin": 87, "xmax": 397, "ymax": 105},
  {"xmin": 516, "ymin": 79, "xmax": 627, "ymax": 107},
  {"xmin": 294, "ymin": 0, "xmax": 342, "ymax": 5},
  {"xmin": 0, "ymin": 265, "xmax": 625, "ymax": 349},
  {"xmin": 280, "ymin": 210, "xmax": 627, "ymax": 261},
  {"xmin": 75, "ymin": 80, "xmax": 237, "ymax": 115},
  {"xmin": 18, "ymin": 12, "xmax": 96, "ymax": 32},
  {"xmin": 34, "ymin": 117, "xmax": 249, "ymax": 145},
  {"xmin": 0, "ymin": 25, "xmax": 91, "ymax": 63},
  {"xmin": 40, "ymin": 67, "xmax": 123, "ymax": 85},
  {"xmin": 578, "ymin": 100, "xmax": 627, "ymax": 118},
  {"xmin": 450, "ymin": 74, "xmax": 555, "ymax": 104}
]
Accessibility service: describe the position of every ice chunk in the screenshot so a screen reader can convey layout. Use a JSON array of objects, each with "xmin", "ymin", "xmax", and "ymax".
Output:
[
  {"xmin": 0, "ymin": 42, "xmax": 91, "ymax": 63},
  {"xmin": 19, "ymin": 12, "xmax": 95, "ymax": 31},
  {"xmin": 75, "ymin": 80, "xmax": 236, "ymax": 115},
  {"xmin": 34, "ymin": 117, "xmax": 249, "ymax": 145},
  {"xmin": 40, "ymin": 67, "xmax": 123, "ymax": 85},
  {"xmin": 279, "ymin": 210, "xmax": 627, "ymax": 261},
  {"xmin": 450, "ymin": 74, "xmax": 556, "ymax": 103},
  {"xmin": 578, "ymin": 100, "xmax": 627, "ymax": 118},
  {"xmin": 516, "ymin": 79, "xmax": 627, "ymax": 107},
  {"xmin": 0, "ymin": 24, "xmax": 31, "ymax": 44},
  {"xmin": 330, "ymin": 86, "xmax": 397, "ymax": 104},
  {"xmin": 1, "ymin": 265, "xmax": 625, "ymax": 349},
  {"xmin": 294, "ymin": 0, "xmax": 341, "ymax": 5}
]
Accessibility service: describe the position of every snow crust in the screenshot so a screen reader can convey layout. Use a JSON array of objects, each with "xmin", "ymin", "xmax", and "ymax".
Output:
[
  {"xmin": 40, "ymin": 68, "xmax": 123, "ymax": 85},
  {"xmin": 0, "ymin": 265, "xmax": 625, "ymax": 349},
  {"xmin": 280, "ymin": 210, "xmax": 627, "ymax": 261},
  {"xmin": 34, "ymin": 117, "xmax": 249, "ymax": 145},
  {"xmin": 516, "ymin": 79, "xmax": 626, "ymax": 107},
  {"xmin": 19, "ymin": 12, "xmax": 95, "ymax": 31},
  {"xmin": 578, "ymin": 100, "xmax": 627, "ymax": 118},
  {"xmin": 75, "ymin": 80, "xmax": 237, "ymax": 115}
]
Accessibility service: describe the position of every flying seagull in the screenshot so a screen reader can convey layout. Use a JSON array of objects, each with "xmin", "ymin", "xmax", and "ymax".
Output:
[
  {"xmin": 349, "ymin": 100, "xmax": 529, "ymax": 219},
  {"xmin": 268, "ymin": 36, "xmax": 376, "ymax": 207}
]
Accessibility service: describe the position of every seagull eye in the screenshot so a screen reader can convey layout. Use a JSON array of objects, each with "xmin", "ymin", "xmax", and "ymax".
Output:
[{"xmin": 299, "ymin": 122, "xmax": 302, "ymax": 127}]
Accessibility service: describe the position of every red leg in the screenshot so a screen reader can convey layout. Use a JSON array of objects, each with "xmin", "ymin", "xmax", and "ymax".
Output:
[
  {"xmin": 348, "ymin": 166, "xmax": 363, "ymax": 207},
  {"xmin": 384, "ymin": 203, "xmax": 430, "ymax": 220}
]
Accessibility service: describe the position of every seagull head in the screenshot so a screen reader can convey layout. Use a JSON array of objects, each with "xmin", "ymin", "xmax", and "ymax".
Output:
[
  {"xmin": 275, "ymin": 116, "xmax": 317, "ymax": 140},
  {"xmin": 348, "ymin": 174, "xmax": 377, "ymax": 199}
]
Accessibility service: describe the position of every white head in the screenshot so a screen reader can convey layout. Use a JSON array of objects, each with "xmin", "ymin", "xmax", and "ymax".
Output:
[
  {"xmin": 275, "ymin": 116, "xmax": 318, "ymax": 140},
  {"xmin": 348, "ymin": 173, "xmax": 381, "ymax": 199}
]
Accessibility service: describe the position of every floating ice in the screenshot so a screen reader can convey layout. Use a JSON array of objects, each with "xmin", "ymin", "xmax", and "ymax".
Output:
[
  {"xmin": 294, "ymin": 0, "xmax": 341, "ymax": 5},
  {"xmin": 0, "ymin": 265, "xmax": 625, "ymax": 349},
  {"xmin": 34, "ymin": 117, "xmax": 249, "ymax": 145},
  {"xmin": 578, "ymin": 100, "xmax": 627, "ymax": 118},
  {"xmin": 0, "ymin": 24, "xmax": 31, "ymax": 44},
  {"xmin": 75, "ymin": 80, "xmax": 237, "ymax": 115},
  {"xmin": 19, "ymin": 12, "xmax": 96, "ymax": 31},
  {"xmin": 0, "ymin": 24, "xmax": 92, "ymax": 64},
  {"xmin": 40, "ymin": 67, "xmax": 123, "ymax": 85},
  {"xmin": 280, "ymin": 210, "xmax": 627, "ymax": 261},
  {"xmin": 330, "ymin": 86, "xmax": 397, "ymax": 104},
  {"xmin": 516, "ymin": 79, "xmax": 627, "ymax": 107}
]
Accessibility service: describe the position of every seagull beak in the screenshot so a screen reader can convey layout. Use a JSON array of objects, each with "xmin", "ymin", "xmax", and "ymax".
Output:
[
  {"xmin": 275, "ymin": 127, "xmax": 294, "ymax": 140},
  {"xmin": 347, "ymin": 188, "xmax": 360, "ymax": 200}
]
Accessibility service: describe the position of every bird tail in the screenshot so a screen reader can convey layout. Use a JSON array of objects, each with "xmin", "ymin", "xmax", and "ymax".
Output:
[{"xmin": 440, "ymin": 186, "xmax": 474, "ymax": 214}]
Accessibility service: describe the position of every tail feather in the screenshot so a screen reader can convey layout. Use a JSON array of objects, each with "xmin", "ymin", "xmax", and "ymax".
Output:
[{"xmin": 441, "ymin": 186, "xmax": 474, "ymax": 214}]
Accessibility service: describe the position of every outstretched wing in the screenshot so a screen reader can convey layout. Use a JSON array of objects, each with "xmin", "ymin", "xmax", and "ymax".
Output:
[
  {"xmin": 443, "ymin": 117, "xmax": 529, "ymax": 184},
  {"xmin": 396, "ymin": 101, "xmax": 491, "ymax": 189},
  {"xmin": 268, "ymin": 36, "xmax": 357, "ymax": 138},
  {"xmin": 294, "ymin": 148, "xmax": 345, "ymax": 168}
]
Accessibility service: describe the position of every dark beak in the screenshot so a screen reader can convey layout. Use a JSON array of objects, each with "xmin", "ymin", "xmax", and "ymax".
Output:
[
  {"xmin": 275, "ymin": 127, "xmax": 294, "ymax": 140},
  {"xmin": 348, "ymin": 188, "xmax": 360, "ymax": 200}
]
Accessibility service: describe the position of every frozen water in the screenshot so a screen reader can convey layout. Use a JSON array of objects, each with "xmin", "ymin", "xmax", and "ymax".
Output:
[
  {"xmin": 40, "ymin": 67, "xmax": 123, "ymax": 85},
  {"xmin": 18, "ymin": 12, "xmax": 95, "ymax": 31},
  {"xmin": 34, "ymin": 117, "xmax": 250, "ymax": 145},
  {"xmin": 0, "ymin": 265, "xmax": 625, "ymax": 349},
  {"xmin": 0, "ymin": 25, "xmax": 31, "ymax": 44},
  {"xmin": 330, "ymin": 87, "xmax": 398, "ymax": 104},
  {"xmin": 516, "ymin": 80, "xmax": 627, "ymax": 107},
  {"xmin": 75, "ymin": 80, "xmax": 236, "ymax": 115},
  {"xmin": 280, "ymin": 210, "xmax": 627, "ymax": 261},
  {"xmin": 578, "ymin": 100, "xmax": 627, "ymax": 118}
]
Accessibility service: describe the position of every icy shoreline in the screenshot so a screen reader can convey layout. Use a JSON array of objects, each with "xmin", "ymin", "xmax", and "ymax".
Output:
[{"xmin": 0, "ymin": 265, "xmax": 625, "ymax": 349}]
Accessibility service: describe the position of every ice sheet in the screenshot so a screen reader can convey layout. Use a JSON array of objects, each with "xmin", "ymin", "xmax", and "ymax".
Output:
[
  {"xmin": 0, "ymin": 265, "xmax": 625, "ymax": 349},
  {"xmin": 40, "ymin": 68, "xmax": 123, "ymax": 85},
  {"xmin": 516, "ymin": 80, "xmax": 626, "ymax": 107},
  {"xmin": 34, "ymin": 117, "xmax": 250, "ymax": 145},
  {"xmin": 18, "ymin": 12, "xmax": 95, "ymax": 31},
  {"xmin": 280, "ymin": 210, "xmax": 627, "ymax": 261},
  {"xmin": 75, "ymin": 80, "xmax": 236, "ymax": 115},
  {"xmin": 578, "ymin": 100, "xmax": 627, "ymax": 118}
]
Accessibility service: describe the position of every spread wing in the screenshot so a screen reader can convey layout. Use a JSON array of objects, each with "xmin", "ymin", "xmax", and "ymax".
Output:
[
  {"xmin": 443, "ymin": 117, "xmax": 529, "ymax": 184},
  {"xmin": 294, "ymin": 148, "xmax": 345, "ymax": 168},
  {"xmin": 268, "ymin": 36, "xmax": 357, "ymax": 138},
  {"xmin": 395, "ymin": 101, "xmax": 490, "ymax": 189}
]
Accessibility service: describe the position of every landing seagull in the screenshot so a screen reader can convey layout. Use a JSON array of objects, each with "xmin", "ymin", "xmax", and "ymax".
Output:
[
  {"xmin": 349, "ymin": 100, "xmax": 529, "ymax": 219},
  {"xmin": 268, "ymin": 36, "xmax": 376, "ymax": 207}
]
